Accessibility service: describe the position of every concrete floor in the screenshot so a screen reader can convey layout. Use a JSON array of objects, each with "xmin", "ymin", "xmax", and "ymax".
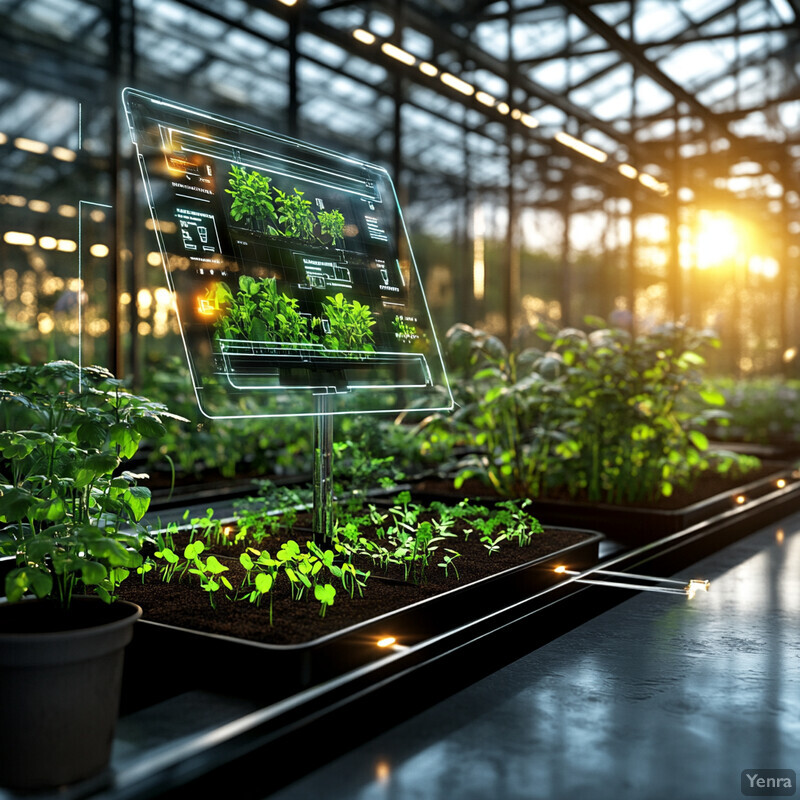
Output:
[{"xmin": 270, "ymin": 513, "xmax": 800, "ymax": 800}]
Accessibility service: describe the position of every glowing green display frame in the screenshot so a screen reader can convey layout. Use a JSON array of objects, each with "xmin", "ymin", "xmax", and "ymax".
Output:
[{"xmin": 122, "ymin": 89, "xmax": 453, "ymax": 421}]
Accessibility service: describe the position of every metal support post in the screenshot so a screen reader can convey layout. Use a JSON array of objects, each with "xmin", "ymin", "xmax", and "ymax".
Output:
[{"xmin": 313, "ymin": 393, "xmax": 334, "ymax": 545}]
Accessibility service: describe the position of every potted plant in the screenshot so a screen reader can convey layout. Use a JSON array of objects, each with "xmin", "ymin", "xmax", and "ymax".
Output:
[{"xmin": 0, "ymin": 360, "xmax": 183, "ymax": 790}]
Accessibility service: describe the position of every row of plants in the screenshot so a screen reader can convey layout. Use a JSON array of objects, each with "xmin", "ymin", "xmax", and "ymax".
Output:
[
  {"xmin": 137, "ymin": 493, "xmax": 545, "ymax": 622},
  {"xmin": 693, "ymin": 375, "xmax": 800, "ymax": 447},
  {"xmin": 419, "ymin": 320, "xmax": 760, "ymax": 504},
  {"xmin": 207, "ymin": 275, "xmax": 376, "ymax": 352},
  {"xmin": 226, "ymin": 165, "xmax": 345, "ymax": 246}
]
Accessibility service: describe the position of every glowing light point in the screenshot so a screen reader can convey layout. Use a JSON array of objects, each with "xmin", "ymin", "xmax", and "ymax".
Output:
[
  {"xmin": 3, "ymin": 231, "xmax": 36, "ymax": 246},
  {"xmin": 376, "ymin": 636, "xmax": 397, "ymax": 648},
  {"xmin": 618, "ymin": 163, "xmax": 638, "ymax": 180},
  {"xmin": 52, "ymin": 146, "xmax": 77, "ymax": 162},
  {"xmin": 777, "ymin": 479, "xmax": 787, "ymax": 489},
  {"xmin": 14, "ymin": 137, "xmax": 48, "ymax": 155},
  {"xmin": 685, "ymin": 579, "xmax": 710, "ymax": 600},
  {"xmin": 198, "ymin": 297, "xmax": 216, "ymax": 316},
  {"xmin": 475, "ymin": 91, "xmax": 495, "ymax": 107},
  {"xmin": 554, "ymin": 565, "xmax": 567, "ymax": 574},
  {"xmin": 381, "ymin": 42, "xmax": 416, "ymax": 66},
  {"xmin": 496, "ymin": 102, "xmax": 510, "ymax": 115},
  {"xmin": 418, "ymin": 62, "xmax": 438, "ymax": 77},
  {"xmin": 520, "ymin": 113, "xmax": 538, "ymax": 129},
  {"xmin": 89, "ymin": 243, "xmax": 109, "ymax": 258},
  {"xmin": 735, "ymin": 495, "xmax": 746, "ymax": 505},
  {"xmin": 352, "ymin": 28, "xmax": 376, "ymax": 45},
  {"xmin": 554, "ymin": 131, "xmax": 608, "ymax": 163},
  {"xmin": 440, "ymin": 72, "xmax": 474, "ymax": 96},
  {"xmin": 38, "ymin": 236, "xmax": 57, "ymax": 250}
]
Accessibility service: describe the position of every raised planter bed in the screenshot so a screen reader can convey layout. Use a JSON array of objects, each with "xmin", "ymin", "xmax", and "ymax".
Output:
[
  {"xmin": 118, "ymin": 522, "xmax": 602, "ymax": 712},
  {"xmin": 403, "ymin": 462, "xmax": 799, "ymax": 544}
]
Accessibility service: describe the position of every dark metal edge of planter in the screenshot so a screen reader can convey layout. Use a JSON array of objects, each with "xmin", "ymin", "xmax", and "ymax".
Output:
[{"xmin": 120, "ymin": 527, "xmax": 604, "ymax": 711}]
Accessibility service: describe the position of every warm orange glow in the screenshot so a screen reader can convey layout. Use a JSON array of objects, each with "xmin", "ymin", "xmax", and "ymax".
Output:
[
  {"xmin": 618, "ymin": 163, "xmax": 638, "ymax": 180},
  {"xmin": 198, "ymin": 297, "xmax": 216, "ymax": 316},
  {"xmin": 776, "ymin": 529, "xmax": 785, "ymax": 544},
  {"xmin": 57, "ymin": 239, "xmax": 77, "ymax": 253},
  {"xmin": 554, "ymin": 131, "xmax": 608, "ymax": 163},
  {"xmin": 38, "ymin": 236, "xmax": 57, "ymax": 250},
  {"xmin": 418, "ymin": 62, "xmax": 438, "ymax": 77},
  {"xmin": 381, "ymin": 42, "xmax": 415, "ymax": 66},
  {"xmin": 89, "ymin": 243, "xmax": 109, "ymax": 258},
  {"xmin": 4, "ymin": 231, "xmax": 36, "ymax": 246},
  {"xmin": 777, "ymin": 479, "xmax": 787, "ymax": 489},
  {"xmin": 52, "ymin": 146, "xmax": 77, "ymax": 162},
  {"xmin": 376, "ymin": 636, "xmax": 396, "ymax": 648},
  {"xmin": 519, "ymin": 113, "xmax": 538, "ymax": 129},
  {"xmin": 554, "ymin": 565, "xmax": 567, "ymax": 573},
  {"xmin": 695, "ymin": 212, "xmax": 740, "ymax": 269},
  {"xmin": 735, "ymin": 495, "xmax": 746, "ymax": 505},
  {"xmin": 475, "ymin": 91, "xmax": 495, "ymax": 107},
  {"xmin": 352, "ymin": 28, "xmax": 375, "ymax": 45},
  {"xmin": 440, "ymin": 73, "xmax": 474, "ymax": 96},
  {"xmin": 14, "ymin": 137, "xmax": 48, "ymax": 154},
  {"xmin": 496, "ymin": 102, "xmax": 510, "ymax": 115}
]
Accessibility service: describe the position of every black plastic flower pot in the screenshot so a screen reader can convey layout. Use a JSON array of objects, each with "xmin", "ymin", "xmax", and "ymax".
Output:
[{"xmin": 0, "ymin": 596, "xmax": 142, "ymax": 791}]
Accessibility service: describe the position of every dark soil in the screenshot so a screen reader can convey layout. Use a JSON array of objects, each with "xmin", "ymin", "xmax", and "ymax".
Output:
[
  {"xmin": 117, "ymin": 519, "xmax": 592, "ymax": 646},
  {"xmin": 409, "ymin": 462, "xmax": 788, "ymax": 510}
]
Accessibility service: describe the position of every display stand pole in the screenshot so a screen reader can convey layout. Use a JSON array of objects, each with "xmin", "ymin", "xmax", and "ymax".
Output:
[{"xmin": 313, "ymin": 393, "xmax": 334, "ymax": 545}]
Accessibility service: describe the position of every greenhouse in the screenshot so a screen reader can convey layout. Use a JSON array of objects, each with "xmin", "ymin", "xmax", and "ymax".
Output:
[{"xmin": 1, "ymin": 1, "xmax": 800, "ymax": 798}]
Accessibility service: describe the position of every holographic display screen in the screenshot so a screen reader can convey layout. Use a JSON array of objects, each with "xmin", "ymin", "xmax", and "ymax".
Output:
[{"xmin": 122, "ymin": 89, "xmax": 452, "ymax": 418}]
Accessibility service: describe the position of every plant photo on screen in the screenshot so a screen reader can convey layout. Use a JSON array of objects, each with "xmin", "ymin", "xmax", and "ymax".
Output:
[{"xmin": 226, "ymin": 165, "xmax": 347, "ymax": 248}]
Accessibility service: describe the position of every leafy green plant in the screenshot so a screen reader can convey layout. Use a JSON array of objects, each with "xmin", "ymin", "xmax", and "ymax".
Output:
[
  {"xmin": 321, "ymin": 293, "xmax": 376, "ymax": 352},
  {"xmin": 275, "ymin": 188, "xmax": 316, "ymax": 241},
  {"xmin": 212, "ymin": 276, "xmax": 319, "ymax": 346},
  {"xmin": 318, "ymin": 209, "xmax": 345, "ymax": 247},
  {"xmin": 226, "ymin": 165, "xmax": 278, "ymax": 233},
  {"xmin": 0, "ymin": 361, "xmax": 185, "ymax": 607},
  {"xmin": 423, "ymin": 321, "xmax": 759, "ymax": 504}
]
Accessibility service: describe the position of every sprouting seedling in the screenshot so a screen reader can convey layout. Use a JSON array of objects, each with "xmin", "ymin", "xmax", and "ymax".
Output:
[
  {"xmin": 188, "ymin": 555, "xmax": 232, "ymax": 609},
  {"xmin": 153, "ymin": 547, "xmax": 179, "ymax": 582},
  {"xmin": 481, "ymin": 531, "xmax": 506, "ymax": 556},
  {"xmin": 179, "ymin": 539, "xmax": 206, "ymax": 580},
  {"xmin": 438, "ymin": 549, "xmax": 461, "ymax": 580},
  {"xmin": 314, "ymin": 583, "xmax": 335, "ymax": 617},
  {"xmin": 249, "ymin": 571, "xmax": 275, "ymax": 625},
  {"xmin": 136, "ymin": 559, "xmax": 154, "ymax": 583}
]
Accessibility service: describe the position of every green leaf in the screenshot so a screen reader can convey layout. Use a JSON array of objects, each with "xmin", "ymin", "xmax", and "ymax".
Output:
[
  {"xmin": 205, "ymin": 556, "xmax": 228, "ymax": 575},
  {"xmin": 110, "ymin": 423, "xmax": 141, "ymax": 460},
  {"xmin": 132, "ymin": 414, "xmax": 166, "ymax": 439},
  {"xmin": 699, "ymin": 389, "xmax": 726, "ymax": 406},
  {"xmin": 5, "ymin": 566, "xmax": 53, "ymax": 602},
  {"xmin": 688, "ymin": 430, "xmax": 709, "ymax": 451},
  {"xmin": 31, "ymin": 497, "xmax": 66, "ymax": 522},
  {"xmin": 123, "ymin": 485, "xmax": 151, "ymax": 521},
  {"xmin": 255, "ymin": 572, "xmax": 273, "ymax": 593},
  {"xmin": 84, "ymin": 453, "xmax": 120, "ymax": 476},
  {"xmin": 0, "ymin": 487, "xmax": 35, "ymax": 522},
  {"xmin": 80, "ymin": 560, "xmax": 108, "ymax": 585}
]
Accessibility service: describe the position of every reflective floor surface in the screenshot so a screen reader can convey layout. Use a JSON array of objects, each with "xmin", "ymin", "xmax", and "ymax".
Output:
[{"xmin": 270, "ymin": 513, "xmax": 800, "ymax": 800}]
